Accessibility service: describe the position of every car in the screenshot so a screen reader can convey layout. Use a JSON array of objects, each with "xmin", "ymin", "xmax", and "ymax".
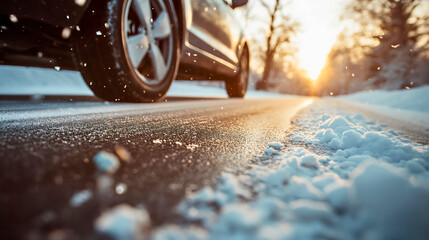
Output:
[{"xmin": 0, "ymin": 0, "xmax": 249, "ymax": 102}]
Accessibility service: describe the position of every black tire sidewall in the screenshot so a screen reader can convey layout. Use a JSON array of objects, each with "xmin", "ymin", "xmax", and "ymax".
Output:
[
  {"xmin": 226, "ymin": 47, "xmax": 249, "ymax": 98},
  {"xmin": 76, "ymin": 0, "xmax": 180, "ymax": 102}
]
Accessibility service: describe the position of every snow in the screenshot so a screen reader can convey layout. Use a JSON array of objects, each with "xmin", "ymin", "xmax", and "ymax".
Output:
[
  {"xmin": 152, "ymin": 226, "xmax": 208, "ymax": 240},
  {"xmin": 69, "ymin": 189, "xmax": 92, "ymax": 207},
  {"xmin": 350, "ymin": 162, "xmax": 429, "ymax": 239},
  {"xmin": 0, "ymin": 66, "xmax": 93, "ymax": 95},
  {"xmin": 267, "ymin": 142, "xmax": 284, "ymax": 149},
  {"xmin": 0, "ymin": 65, "xmax": 286, "ymax": 99},
  {"xmin": 75, "ymin": 0, "xmax": 87, "ymax": 6},
  {"xmin": 9, "ymin": 14, "xmax": 18, "ymax": 23},
  {"xmin": 151, "ymin": 101, "xmax": 429, "ymax": 240},
  {"xmin": 93, "ymin": 151, "xmax": 120, "ymax": 174},
  {"xmin": 94, "ymin": 204, "xmax": 150, "ymax": 240},
  {"xmin": 300, "ymin": 155, "xmax": 319, "ymax": 169},
  {"xmin": 335, "ymin": 86, "xmax": 429, "ymax": 126},
  {"xmin": 115, "ymin": 183, "xmax": 128, "ymax": 195},
  {"xmin": 339, "ymin": 86, "xmax": 429, "ymax": 113}
]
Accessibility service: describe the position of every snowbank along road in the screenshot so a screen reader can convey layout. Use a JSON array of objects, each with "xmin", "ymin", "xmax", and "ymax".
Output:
[{"xmin": 0, "ymin": 94, "xmax": 428, "ymax": 239}]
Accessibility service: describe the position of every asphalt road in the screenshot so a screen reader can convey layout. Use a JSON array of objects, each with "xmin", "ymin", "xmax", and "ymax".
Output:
[{"xmin": 0, "ymin": 96, "xmax": 312, "ymax": 239}]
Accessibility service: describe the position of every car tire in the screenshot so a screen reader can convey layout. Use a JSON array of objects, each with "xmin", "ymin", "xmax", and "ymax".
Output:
[
  {"xmin": 225, "ymin": 46, "xmax": 249, "ymax": 98},
  {"xmin": 74, "ymin": 0, "xmax": 180, "ymax": 102}
]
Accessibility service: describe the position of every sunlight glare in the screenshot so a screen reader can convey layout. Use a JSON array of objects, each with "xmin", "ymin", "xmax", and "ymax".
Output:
[{"xmin": 289, "ymin": 0, "xmax": 346, "ymax": 81}]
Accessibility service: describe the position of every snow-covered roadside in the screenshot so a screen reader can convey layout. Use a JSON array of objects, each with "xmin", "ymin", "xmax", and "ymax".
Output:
[
  {"xmin": 85, "ymin": 101, "xmax": 429, "ymax": 240},
  {"xmin": 148, "ymin": 101, "xmax": 429, "ymax": 240},
  {"xmin": 0, "ymin": 65, "xmax": 284, "ymax": 99},
  {"xmin": 335, "ymin": 86, "xmax": 429, "ymax": 126},
  {"xmin": 0, "ymin": 65, "xmax": 93, "ymax": 95}
]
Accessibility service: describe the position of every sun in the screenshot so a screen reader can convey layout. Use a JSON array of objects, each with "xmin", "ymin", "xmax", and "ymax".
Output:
[
  {"xmin": 288, "ymin": 0, "xmax": 346, "ymax": 82},
  {"xmin": 294, "ymin": 19, "xmax": 342, "ymax": 82},
  {"xmin": 298, "ymin": 49, "xmax": 328, "ymax": 81}
]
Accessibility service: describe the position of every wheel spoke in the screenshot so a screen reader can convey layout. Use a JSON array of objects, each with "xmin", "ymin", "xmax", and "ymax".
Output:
[
  {"xmin": 149, "ymin": 44, "xmax": 167, "ymax": 80},
  {"xmin": 127, "ymin": 32, "xmax": 149, "ymax": 68},
  {"xmin": 133, "ymin": 0, "xmax": 152, "ymax": 26},
  {"xmin": 153, "ymin": 11, "xmax": 171, "ymax": 39}
]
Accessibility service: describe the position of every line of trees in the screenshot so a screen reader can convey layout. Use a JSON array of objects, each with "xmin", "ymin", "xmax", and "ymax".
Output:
[{"xmin": 316, "ymin": 0, "xmax": 429, "ymax": 96}]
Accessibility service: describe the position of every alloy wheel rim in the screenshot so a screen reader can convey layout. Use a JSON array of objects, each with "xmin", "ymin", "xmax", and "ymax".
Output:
[{"xmin": 123, "ymin": 0, "xmax": 173, "ymax": 86}]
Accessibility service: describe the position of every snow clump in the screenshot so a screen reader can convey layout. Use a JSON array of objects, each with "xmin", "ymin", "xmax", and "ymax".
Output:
[
  {"xmin": 93, "ymin": 151, "xmax": 120, "ymax": 174},
  {"xmin": 95, "ymin": 204, "xmax": 150, "ymax": 240},
  {"xmin": 69, "ymin": 189, "xmax": 92, "ymax": 207}
]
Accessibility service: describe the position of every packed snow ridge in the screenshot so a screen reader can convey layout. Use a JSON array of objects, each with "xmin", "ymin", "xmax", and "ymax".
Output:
[
  {"xmin": 151, "ymin": 101, "xmax": 429, "ymax": 240},
  {"xmin": 337, "ymin": 85, "xmax": 429, "ymax": 113},
  {"xmin": 336, "ymin": 86, "xmax": 429, "ymax": 126}
]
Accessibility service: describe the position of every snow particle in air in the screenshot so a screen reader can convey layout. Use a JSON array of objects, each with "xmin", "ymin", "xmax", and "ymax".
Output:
[
  {"xmin": 9, "ymin": 14, "xmax": 18, "ymax": 23},
  {"xmin": 70, "ymin": 190, "xmax": 92, "ymax": 207},
  {"xmin": 96, "ymin": 31, "xmax": 102, "ymax": 36},
  {"xmin": 75, "ymin": 0, "xmax": 87, "ymax": 7},
  {"xmin": 115, "ymin": 183, "xmax": 127, "ymax": 195},
  {"xmin": 115, "ymin": 145, "xmax": 131, "ymax": 163},
  {"xmin": 54, "ymin": 66, "xmax": 61, "ymax": 71},
  {"xmin": 61, "ymin": 27, "xmax": 71, "ymax": 39}
]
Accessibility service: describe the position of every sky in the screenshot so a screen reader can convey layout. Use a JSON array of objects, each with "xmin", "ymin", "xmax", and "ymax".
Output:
[{"xmin": 287, "ymin": 0, "xmax": 347, "ymax": 80}]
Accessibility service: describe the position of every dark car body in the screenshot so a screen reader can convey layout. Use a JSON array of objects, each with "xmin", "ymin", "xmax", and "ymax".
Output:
[{"xmin": 0, "ymin": 0, "xmax": 248, "ymax": 81}]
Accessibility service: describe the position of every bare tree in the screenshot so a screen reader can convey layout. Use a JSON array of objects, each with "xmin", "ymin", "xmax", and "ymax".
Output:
[{"xmin": 255, "ymin": 0, "xmax": 298, "ymax": 90}]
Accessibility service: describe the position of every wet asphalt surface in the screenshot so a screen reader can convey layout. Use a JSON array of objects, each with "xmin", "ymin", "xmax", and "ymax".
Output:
[{"xmin": 0, "ymin": 97, "xmax": 311, "ymax": 239}]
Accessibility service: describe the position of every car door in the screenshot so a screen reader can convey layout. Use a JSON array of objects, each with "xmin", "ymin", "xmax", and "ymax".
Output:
[{"xmin": 188, "ymin": 0, "xmax": 241, "ymax": 65}]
